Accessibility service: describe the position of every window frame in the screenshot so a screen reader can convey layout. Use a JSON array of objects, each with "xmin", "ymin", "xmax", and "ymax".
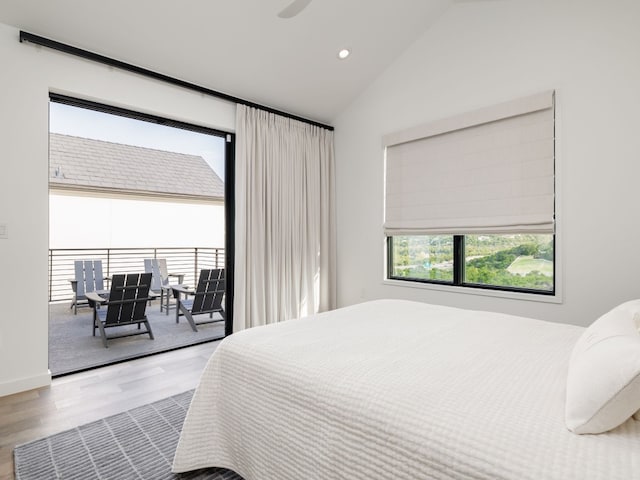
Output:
[{"xmin": 386, "ymin": 234, "xmax": 556, "ymax": 296}]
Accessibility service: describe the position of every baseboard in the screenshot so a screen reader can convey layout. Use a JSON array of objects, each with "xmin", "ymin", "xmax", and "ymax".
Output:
[{"xmin": 0, "ymin": 370, "xmax": 52, "ymax": 397}]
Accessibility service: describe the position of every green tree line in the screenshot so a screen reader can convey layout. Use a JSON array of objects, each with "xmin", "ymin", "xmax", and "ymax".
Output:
[{"xmin": 392, "ymin": 237, "xmax": 553, "ymax": 291}]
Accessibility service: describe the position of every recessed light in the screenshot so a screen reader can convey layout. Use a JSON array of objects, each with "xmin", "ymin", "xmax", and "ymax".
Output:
[{"xmin": 337, "ymin": 48, "xmax": 351, "ymax": 60}]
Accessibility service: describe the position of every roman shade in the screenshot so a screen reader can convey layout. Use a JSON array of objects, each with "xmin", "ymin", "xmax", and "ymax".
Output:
[{"xmin": 383, "ymin": 90, "xmax": 555, "ymax": 236}]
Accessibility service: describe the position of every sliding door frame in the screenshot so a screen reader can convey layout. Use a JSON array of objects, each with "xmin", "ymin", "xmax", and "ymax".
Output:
[{"xmin": 49, "ymin": 92, "xmax": 235, "ymax": 341}]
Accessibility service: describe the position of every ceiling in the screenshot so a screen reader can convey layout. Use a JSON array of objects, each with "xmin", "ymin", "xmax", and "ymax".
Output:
[{"xmin": 0, "ymin": 0, "xmax": 455, "ymax": 125}]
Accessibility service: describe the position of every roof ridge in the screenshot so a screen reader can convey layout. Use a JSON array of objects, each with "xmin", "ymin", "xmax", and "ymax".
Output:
[{"xmin": 49, "ymin": 132, "xmax": 205, "ymax": 160}]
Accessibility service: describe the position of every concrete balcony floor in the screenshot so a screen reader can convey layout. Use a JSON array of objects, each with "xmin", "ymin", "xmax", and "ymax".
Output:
[{"xmin": 48, "ymin": 298, "xmax": 225, "ymax": 376}]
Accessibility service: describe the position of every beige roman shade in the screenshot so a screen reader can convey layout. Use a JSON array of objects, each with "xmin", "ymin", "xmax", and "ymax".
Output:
[{"xmin": 383, "ymin": 91, "xmax": 555, "ymax": 236}]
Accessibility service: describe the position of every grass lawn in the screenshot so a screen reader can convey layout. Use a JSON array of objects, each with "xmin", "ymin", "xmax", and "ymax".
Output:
[{"xmin": 507, "ymin": 255, "xmax": 553, "ymax": 276}]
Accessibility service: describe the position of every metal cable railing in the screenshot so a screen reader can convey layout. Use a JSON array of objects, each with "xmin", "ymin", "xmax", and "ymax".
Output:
[{"xmin": 49, "ymin": 247, "xmax": 225, "ymax": 302}]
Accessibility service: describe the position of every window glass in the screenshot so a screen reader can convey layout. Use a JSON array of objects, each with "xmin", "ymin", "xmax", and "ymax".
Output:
[
  {"xmin": 390, "ymin": 235, "xmax": 454, "ymax": 282},
  {"xmin": 388, "ymin": 233, "xmax": 554, "ymax": 294},
  {"xmin": 464, "ymin": 234, "xmax": 554, "ymax": 291}
]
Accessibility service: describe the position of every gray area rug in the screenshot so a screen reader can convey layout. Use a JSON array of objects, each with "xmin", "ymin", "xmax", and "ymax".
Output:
[
  {"xmin": 49, "ymin": 301, "xmax": 225, "ymax": 376},
  {"xmin": 14, "ymin": 390, "xmax": 244, "ymax": 480}
]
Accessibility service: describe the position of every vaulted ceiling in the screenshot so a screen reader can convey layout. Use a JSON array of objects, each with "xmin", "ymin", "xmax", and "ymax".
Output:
[{"xmin": 0, "ymin": 0, "xmax": 461, "ymax": 124}]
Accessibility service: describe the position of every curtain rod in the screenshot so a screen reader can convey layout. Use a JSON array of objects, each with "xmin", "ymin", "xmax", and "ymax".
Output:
[{"xmin": 19, "ymin": 30, "xmax": 334, "ymax": 131}]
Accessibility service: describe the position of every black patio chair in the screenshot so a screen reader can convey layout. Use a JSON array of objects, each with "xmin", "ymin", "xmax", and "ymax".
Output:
[
  {"xmin": 173, "ymin": 269, "xmax": 225, "ymax": 332},
  {"xmin": 86, "ymin": 272, "xmax": 155, "ymax": 348}
]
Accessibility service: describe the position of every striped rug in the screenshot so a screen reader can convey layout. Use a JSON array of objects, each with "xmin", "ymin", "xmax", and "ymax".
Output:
[{"xmin": 14, "ymin": 390, "xmax": 243, "ymax": 480}]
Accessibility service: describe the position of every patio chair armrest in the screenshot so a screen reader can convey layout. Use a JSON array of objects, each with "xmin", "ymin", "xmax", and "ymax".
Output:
[
  {"xmin": 69, "ymin": 279, "xmax": 77, "ymax": 293},
  {"xmin": 85, "ymin": 291, "xmax": 107, "ymax": 306},
  {"xmin": 85, "ymin": 291, "xmax": 106, "ymax": 302}
]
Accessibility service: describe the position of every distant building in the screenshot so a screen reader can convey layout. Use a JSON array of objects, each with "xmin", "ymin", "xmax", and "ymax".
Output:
[{"xmin": 48, "ymin": 134, "xmax": 225, "ymax": 248}]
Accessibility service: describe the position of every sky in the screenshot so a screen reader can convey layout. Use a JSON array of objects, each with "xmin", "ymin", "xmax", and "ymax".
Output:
[{"xmin": 49, "ymin": 102, "xmax": 226, "ymax": 180}]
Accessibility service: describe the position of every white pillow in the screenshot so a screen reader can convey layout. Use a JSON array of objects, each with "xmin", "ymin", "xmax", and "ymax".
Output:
[{"xmin": 565, "ymin": 299, "xmax": 640, "ymax": 434}]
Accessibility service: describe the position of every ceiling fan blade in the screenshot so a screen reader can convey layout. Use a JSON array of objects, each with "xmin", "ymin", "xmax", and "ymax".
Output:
[{"xmin": 277, "ymin": 0, "xmax": 313, "ymax": 18}]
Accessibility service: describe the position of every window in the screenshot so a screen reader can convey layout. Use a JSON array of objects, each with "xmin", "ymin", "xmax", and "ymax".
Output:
[
  {"xmin": 389, "ymin": 235, "xmax": 454, "ymax": 283},
  {"xmin": 388, "ymin": 234, "xmax": 554, "ymax": 293},
  {"xmin": 384, "ymin": 91, "xmax": 555, "ymax": 295}
]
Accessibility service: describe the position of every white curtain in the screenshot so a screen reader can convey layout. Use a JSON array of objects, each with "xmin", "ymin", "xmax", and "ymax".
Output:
[{"xmin": 234, "ymin": 104, "xmax": 336, "ymax": 331}]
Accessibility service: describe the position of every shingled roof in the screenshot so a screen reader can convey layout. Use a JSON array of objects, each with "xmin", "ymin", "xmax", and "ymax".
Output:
[{"xmin": 49, "ymin": 133, "xmax": 224, "ymax": 201}]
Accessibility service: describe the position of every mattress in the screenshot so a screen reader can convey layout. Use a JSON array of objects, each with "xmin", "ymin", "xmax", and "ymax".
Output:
[{"xmin": 172, "ymin": 299, "xmax": 640, "ymax": 479}]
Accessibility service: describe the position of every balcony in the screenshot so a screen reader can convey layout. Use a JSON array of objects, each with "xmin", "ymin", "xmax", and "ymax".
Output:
[{"xmin": 48, "ymin": 247, "xmax": 226, "ymax": 376}]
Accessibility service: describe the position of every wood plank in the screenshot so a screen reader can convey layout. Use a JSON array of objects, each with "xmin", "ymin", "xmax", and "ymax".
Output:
[{"xmin": 0, "ymin": 341, "xmax": 219, "ymax": 480}]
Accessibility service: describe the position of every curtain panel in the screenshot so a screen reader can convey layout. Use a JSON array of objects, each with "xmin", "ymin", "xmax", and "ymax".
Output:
[{"xmin": 234, "ymin": 105, "xmax": 336, "ymax": 331}]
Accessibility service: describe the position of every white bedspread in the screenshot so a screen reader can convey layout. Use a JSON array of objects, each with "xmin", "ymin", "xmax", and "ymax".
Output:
[{"xmin": 172, "ymin": 299, "xmax": 640, "ymax": 479}]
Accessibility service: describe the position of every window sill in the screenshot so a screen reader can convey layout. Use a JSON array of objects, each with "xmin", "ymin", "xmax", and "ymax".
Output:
[{"xmin": 383, "ymin": 278, "xmax": 562, "ymax": 304}]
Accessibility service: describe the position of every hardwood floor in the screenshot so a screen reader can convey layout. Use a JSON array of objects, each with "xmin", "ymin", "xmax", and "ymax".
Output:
[{"xmin": 0, "ymin": 341, "xmax": 220, "ymax": 480}]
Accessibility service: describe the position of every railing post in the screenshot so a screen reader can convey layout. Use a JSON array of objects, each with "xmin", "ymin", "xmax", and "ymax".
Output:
[
  {"xmin": 194, "ymin": 247, "xmax": 198, "ymax": 286},
  {"xmin": 106, "ymin": 248, "xmax": 110, "ymax": 279}
]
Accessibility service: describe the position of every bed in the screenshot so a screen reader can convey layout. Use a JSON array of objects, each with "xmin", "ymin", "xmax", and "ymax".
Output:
[{"xmin": 172, "ymin": 299, "xmax": 640, "ymax": 479}]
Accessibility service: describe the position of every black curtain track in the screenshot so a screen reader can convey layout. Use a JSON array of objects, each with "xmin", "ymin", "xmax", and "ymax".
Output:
[{"xmin": 20, "ymin": 31, "xmax": 334, "ymax": 131}]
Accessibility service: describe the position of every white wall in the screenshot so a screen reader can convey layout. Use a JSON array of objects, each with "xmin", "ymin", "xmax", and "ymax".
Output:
[
  {"xmin": 0, "ymin": 22, "xmax": 235, "ymax": 396},
  {"xmin": 334, "ymin": 0, "xmax": 640, "ymax": 326},
  {"xmin": 4, "ymin": 0, "xmax": 639, "ymax": 396},
  {"xmin": 49, "ymin": 192, "xmax": 225, "ymax": 249}
]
